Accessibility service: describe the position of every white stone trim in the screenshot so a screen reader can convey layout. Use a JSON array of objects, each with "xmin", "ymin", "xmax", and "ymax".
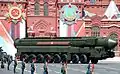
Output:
[
  {"xmin": 85, "ymin": 26, "xmax": 91, "ymax": 27},
  {"xmin": 61, "ymin": 0, "xmax": 63, "ymax": 2},
  {"xmin": 101, "ymin": 19, "xmax": 120, "ymax": 21},
  {"xmin": 0, "ymin": 17, "xmax": 6, "ymax": 19},
  {"xmin": 114, "ymin": 51, "xmax": 120, "ymax": 53},
  {"xmin": 78, "ymin": 19, "xmax": 91, "ymax": 21},
  {"xmin": 20, "ymin": 19, "xmax": 26, "ymax": 39},
  {"xmin": 86, "ymin": 24, "xmax": 120, "ymax": 28},
  {"xmin": 73, "ymin": 0, "xmax": 75, "ymax": 2},
  {"xmin": 78, "ymin": 18, "xmax": 120, "ymax": 21},
  {"xmin": 79, "ymin": 0, "xmax": 82, "ymax": 2},
  {"xmin": 101, "ymin": 24, "xmax": 120, "ymax": 27}
]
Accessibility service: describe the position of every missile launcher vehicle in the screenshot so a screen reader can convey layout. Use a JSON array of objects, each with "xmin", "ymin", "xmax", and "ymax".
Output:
[{"xmin": 14, "ymin": 37, "xmax": 117, "ymax": 64}]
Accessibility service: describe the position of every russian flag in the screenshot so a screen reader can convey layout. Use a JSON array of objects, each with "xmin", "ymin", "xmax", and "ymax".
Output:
[
  {"xmin": 0, "ymin": 21, "xmax": 17, "ymax": 58},
  {"xmin": 67, "ymin": 20, "xmax": 86, "ymax": 37},
  {"xmin": 75, "ymin": 21, "xmax": 86, "ymax": 37}
]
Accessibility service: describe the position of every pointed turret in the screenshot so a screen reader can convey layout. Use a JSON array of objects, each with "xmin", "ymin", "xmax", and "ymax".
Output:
[{"xmin": 104, "ymin": 0, "xmax": 120, "ymax": 19}]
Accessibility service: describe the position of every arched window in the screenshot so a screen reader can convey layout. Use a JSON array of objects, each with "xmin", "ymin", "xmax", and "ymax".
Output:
[
  {"xmin": 109, "ymin": 33, "xmax": 118, "ymax": 41},
  {"xmin": 34, "ymin": 1, "xmax": 40, "ymax": 15},
  {"xmin": 91, "ymin": 26, "xmax": 100, "ymax": 37},
  {"xmin": 44, "ymin": 1, "xmax": 48, "ymax": 16},
  {"xmin": 109, "ymin": 33, "xmax": 118, "ymax": 51}
]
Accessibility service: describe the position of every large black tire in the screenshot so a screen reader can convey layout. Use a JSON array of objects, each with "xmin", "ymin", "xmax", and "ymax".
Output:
[
  {"xmin": 44, "ymin": 54, "xmax": 51, "ymax": 63},
  {"xmin": 110, "ymin": 52, "xmax": 115, "ymax": 58},
  {"xmin": 61, "ymin": 54, "xmax": 67, "ymax": 63},
  {"xmin": 72, "ymin": 54, "xmax": 79, "ymax": 64},
  {"xmin": 36, "ymin": 54, "xmax": 44, "ymax": 63},
  {"xmin": 23, "ymin": 54, "xmax": 29, "ymax": 63},
  {"xmin": 80, "ymin": 54, "xmax": 89, "ymax": 64},
  {"xmin": 53, "ymin": 54, "xmax": 61, "ymax": 63},
  {"xmin": 29, "ymin": 54, "xmax": 36, "ymax": 63}
]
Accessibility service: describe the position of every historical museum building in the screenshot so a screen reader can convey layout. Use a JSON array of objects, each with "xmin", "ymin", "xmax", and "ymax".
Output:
[{"xmin": 0, "ymin": 0, "xmax": 120, "ymax": 56}]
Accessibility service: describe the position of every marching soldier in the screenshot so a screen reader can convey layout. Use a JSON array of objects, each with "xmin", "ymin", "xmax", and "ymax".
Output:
[
  {"xmin": 21, "ymin": 58, "xmax": 25, "ymax": 74},
  {"xmin": 43, "ymin": 61, "xmax": 48, "ymax": 74},
  {"xmin": 31, "ymin": 59, "xmax": 35, "ymax": 74},
  {"xmin": 86, "ymin": 63, "xmax": 91, "ymax": 74},
  {"xmin": 86, "ymin": 63, "xmax": 95, "ymax": 74},
  {"xmin": 7, "ymin": 56, "xmax": 12, "ymax": 70},
  {"xmin": 13, "ymin": 58, "xmax": 17, "ymax": 73},
  {"xmin": 1, "ymin": 57, "xmax": 4, "ymax": 69},
  {"xmin": 61, "ymin": 63, "xmax": 67, "ymax": 74},
  {"xmin": 91, "ymin": 64, "xmax": 95, "ymax": 74}
]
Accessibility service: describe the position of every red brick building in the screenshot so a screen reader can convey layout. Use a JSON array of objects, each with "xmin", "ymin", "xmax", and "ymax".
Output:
[{"xmin": 0, "ymin": 0, "xmax": 120, "ymax": 56}]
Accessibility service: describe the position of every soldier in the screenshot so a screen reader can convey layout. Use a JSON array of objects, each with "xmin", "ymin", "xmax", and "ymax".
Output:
[
  {"xmin": 43, "ymin": 61, "xmax": 48, "ymax": 74},
  {"xmin": 13, "ymin": 58, "xmax": 17, "ymax": 73},
  {"xmin": 21, "ymin": 58, "xmax": 25, "ymax": 74},
  {"xmin": 7, "ymin": 56, "xmax": 12, "ymax": 70},
  {"xmin": 86, "ymin": 63, "xmax": 92, "ymax": 74},
  {"xmin": 31, "ymin": 59, "xmax": 35, "ymax": 74},
  {"xmin": 91, "ymin": 64, "xmax": 95, "ymax": 74},
  {"xmin": 61, "ymin": 63, "xmax": 67, "ymax": 74},
  {"xmin": 1, "ymin": 57, "xmax": 4, "ymax": 69}
]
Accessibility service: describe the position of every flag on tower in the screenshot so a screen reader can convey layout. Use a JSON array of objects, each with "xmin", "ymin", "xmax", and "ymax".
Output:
[
  {"xmin": 75, "ymin": 22, "xmax": 86, "ymax": 37},
  {"xmin": 0, "ymin": 21, "xmax": 17, "ymax": 58},
  {"xmin": 0, "ymin": 21, "xmax": 13, "ymax": 44}
]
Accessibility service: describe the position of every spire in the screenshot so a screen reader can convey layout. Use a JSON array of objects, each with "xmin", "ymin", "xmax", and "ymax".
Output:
[{"xmin": 104, "ymin": 0, "xmax": 120, "ymax": 19}]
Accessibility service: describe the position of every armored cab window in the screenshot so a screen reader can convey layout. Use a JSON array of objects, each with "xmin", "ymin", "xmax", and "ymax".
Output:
[
  {"xmin": 91, "ymin": 26, "xmax": 100, "ymax": 37},
  {"xmin": 34, "ymin": 0, "xmax": 40, "ymax": 15},
  {"xmin": 109, "ymin": 33, "xmax": 118, "ymax": 51},
  {"xmin": 44, "ymin": 0, "xmax": 48, "ymax": 16}
]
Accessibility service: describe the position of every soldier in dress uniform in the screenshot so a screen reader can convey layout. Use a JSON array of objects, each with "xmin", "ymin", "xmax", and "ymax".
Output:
[
  {"xmin": 43, "ymin": 61, "xmax": 48, "ymax": 74},
  {"xmin": 21, "ymin": 58, "xmax": 25, "ymax": 74},
  {"xmin": 13, "ymin": 58, "xmax": 17, "ymax": 73},
  {"xmin": 31, "ymin": 59, "xmax": 35, "ymax": 74},
  {"xmin": 91, "ymin": 64, "xmax": 95, "ymax": 74},
  {"xmin": 86, "ymin": 63, "xmax": 93, "ymax": 74},
  {"xmin": 61, "ymin": 63, "xmax": 67, "ymax": 74},
  {"xmin": 1, "ymin": 57, "xmax": 4, "ymax": 69},
  {"xmin": 7, "ymin": 56, "xmax": 12, "ymax": 70}
]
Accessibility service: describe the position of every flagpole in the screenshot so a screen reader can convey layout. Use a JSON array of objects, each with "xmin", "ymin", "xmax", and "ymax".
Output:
[
  {"xmin": 25, "ymin": 0, "xmax": 28, "ymax": 37},
  {"xmin": 56, "ymin": 5, "xmax": 58, "ymax": 37},
  {"xmin": 55, "ymin": 0, "xmax": 58, "ymax": 37}
]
